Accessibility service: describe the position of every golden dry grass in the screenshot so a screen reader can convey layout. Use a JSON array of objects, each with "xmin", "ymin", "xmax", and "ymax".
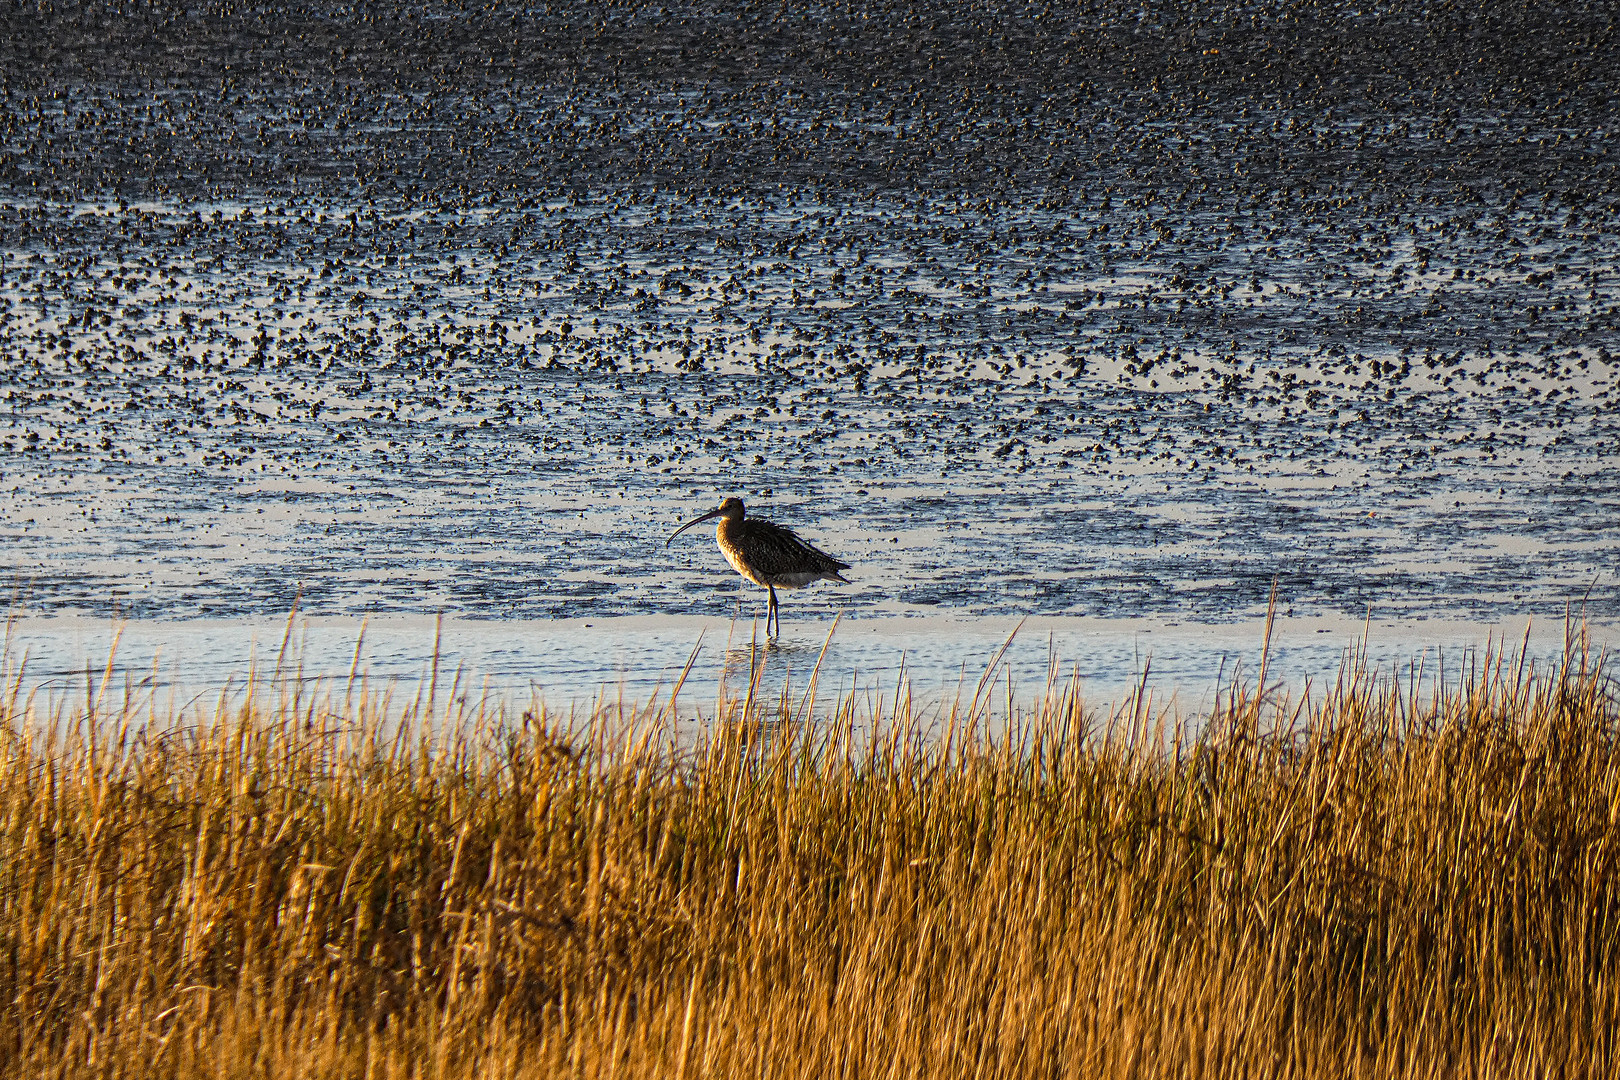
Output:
[{"xmin": 2, "ymin": 624, "xmax": 1619, "ymax": 1079}]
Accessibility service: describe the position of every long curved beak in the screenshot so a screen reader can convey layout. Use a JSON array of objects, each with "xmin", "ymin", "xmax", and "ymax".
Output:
[{"xmin": 666, "ymin": 506, "xmax": 724, "ymax": 546}]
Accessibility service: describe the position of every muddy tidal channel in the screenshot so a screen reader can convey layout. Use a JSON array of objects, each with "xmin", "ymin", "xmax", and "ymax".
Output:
[{"xmin": 2, "ymin": 2, "xmax": 1617, "ymax": 630}]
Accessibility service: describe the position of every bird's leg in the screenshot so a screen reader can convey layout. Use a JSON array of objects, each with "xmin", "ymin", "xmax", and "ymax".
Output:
[{"xmin": 767, "ymin": 585, "xmax": 779, "ymax": 636}]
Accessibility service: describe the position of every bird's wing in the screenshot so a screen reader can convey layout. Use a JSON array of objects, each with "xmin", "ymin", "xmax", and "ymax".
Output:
[{"xmin": 737, "ymin": 520, "xmax": 851, "ymax": 576}]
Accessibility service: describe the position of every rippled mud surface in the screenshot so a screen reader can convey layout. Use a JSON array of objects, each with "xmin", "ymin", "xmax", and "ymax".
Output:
[{"xmin": 3, "ymin": 2, "xmax": 1618, "ymax": 631}]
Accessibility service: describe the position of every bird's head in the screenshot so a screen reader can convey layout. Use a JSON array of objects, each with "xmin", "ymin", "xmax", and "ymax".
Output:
[{"xmin": 666, "ymin": 496, "xmax": 746, "ymax": 545}]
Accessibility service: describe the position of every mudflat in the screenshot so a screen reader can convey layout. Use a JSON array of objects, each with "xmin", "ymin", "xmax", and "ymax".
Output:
[{"xmin": 1, "ymin": 2, "xmax": 1615, "ymax": 628}]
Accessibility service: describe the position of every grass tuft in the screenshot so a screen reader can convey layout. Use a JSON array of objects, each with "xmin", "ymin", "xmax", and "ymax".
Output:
[{"xmin": 2, "ymin": 624, "xmax": 1619, "ymax": 1078}]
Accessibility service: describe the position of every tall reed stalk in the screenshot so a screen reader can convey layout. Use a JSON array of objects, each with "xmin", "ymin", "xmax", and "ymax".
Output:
[{"xmin": 1, "ymin": 624, "xmax": 1617, "ymax": 1078}]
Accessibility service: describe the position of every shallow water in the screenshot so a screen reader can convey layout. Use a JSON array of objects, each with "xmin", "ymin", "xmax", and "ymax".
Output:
[
  {"xmin": 2, "ymin": 3, "xmax": 1617, "ymax": 686},
  {"xmin": 6, "ymin": 613, "xmax": 1609, "ymax": 728}
]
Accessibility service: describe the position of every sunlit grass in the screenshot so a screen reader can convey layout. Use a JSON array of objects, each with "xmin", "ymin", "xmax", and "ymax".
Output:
[{"xmin": 2, "ymin": 620, "xmax": 1618, "ymax": 1078}]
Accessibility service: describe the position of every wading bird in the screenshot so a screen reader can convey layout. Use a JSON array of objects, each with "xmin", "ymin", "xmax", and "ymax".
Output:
[{"xmin": 667, "ymin": 496, "xmax": 851, "ymax": 636}]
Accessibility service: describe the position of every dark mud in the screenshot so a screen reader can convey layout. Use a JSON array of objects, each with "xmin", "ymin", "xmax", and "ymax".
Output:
[{"xmin": 2, "ymin": 2, "xmax": 1617, "ymax": 626}]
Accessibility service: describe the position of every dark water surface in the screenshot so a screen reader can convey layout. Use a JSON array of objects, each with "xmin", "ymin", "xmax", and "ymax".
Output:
[{"xmin": 2, "ymin": 3, "xmax": 1617, "ymax": 647}]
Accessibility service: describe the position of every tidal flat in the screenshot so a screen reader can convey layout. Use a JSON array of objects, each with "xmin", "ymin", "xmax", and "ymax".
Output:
[{"xmin": 0, "ymin": 1, "xmax": 1616, "ymax": 639}]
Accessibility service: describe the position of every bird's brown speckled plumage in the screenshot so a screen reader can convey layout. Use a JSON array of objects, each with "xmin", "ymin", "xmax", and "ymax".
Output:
[
  {"xmin": 716, "ymin": 516, "xmax": 851, "ymax": 587},
  {"xmin": 667, "ymin": 496, "xmax": 850, "ymax": 635}
]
